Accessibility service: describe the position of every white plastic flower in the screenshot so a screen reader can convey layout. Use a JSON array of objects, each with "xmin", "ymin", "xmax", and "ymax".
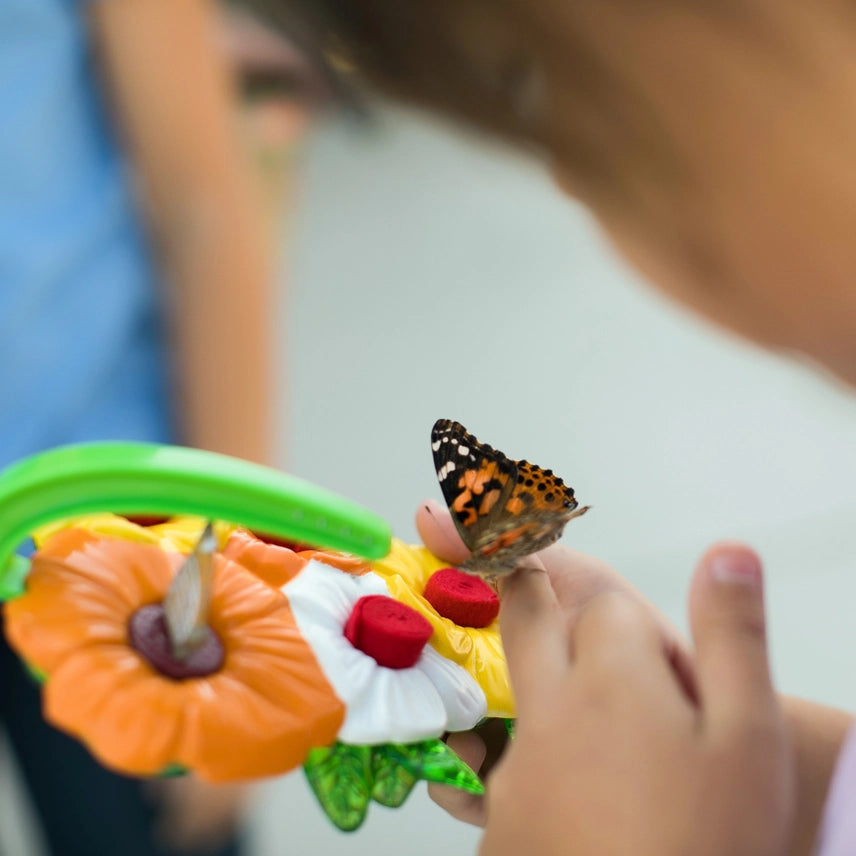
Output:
[{"xmin": 284, "ymin": 561, "xmax": 487, "ymax": 745}]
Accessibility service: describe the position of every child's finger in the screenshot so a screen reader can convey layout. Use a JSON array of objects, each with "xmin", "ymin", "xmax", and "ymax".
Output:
[
  {"xmin": 689, "ymin": 543, "xmax": 777, "ymax": 729},
  {"xmin": 499, "ymin": 567, "xmax": 567, "ymax": 709},
  {"xmin": 571, "ymin": 591, "xmax": 666, "ymax": 674},
  {"xmin": 415, "ymin": 499, "xmax": 471, "ymax": 565},
  {"xmin": 416, "ymin": 501, "xmax": 567, "ymax": 704},
  {"xmin": 570, "ymin": 593, "xmax": 695, "ymax": 721}
]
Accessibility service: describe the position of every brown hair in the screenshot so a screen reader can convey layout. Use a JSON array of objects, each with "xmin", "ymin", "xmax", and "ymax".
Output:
[
  {"xmin": 245, "ymin": 0, "xmax": 808, "ymax": 233},
  {"xmin": 244, "ymin": 1, "xmax": 698, "ymax": 204}
]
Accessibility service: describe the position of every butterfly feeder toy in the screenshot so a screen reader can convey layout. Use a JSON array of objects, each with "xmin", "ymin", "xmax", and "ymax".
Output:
[{"xmin": 0, "ymin": 423, "xmax": 588, "ymax": 830}]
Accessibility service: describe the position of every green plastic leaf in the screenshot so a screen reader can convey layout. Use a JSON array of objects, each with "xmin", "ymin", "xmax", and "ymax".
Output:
[
  {"xmin": 0, "ymin": 554, "xmax": 31, "ymax": 602},
  {"xmin": 384, "ymin": 739, "xmax": 484, "ymax": 796},
  {"xmin": 159, "ymin": 763, "xmax": 188, "ymax": 778},
  {"xmin": 303, "ymin": 739, "xmax": 483, "ymax": 830},
  {"xmin": 25, "ymin": 663, "xmax": 47, "ymax": 684},
  {"xmin": 304, "ymin": 745, "xmax": 372, "ymax": 832},
  {"xmin": 370, "ymin": 746, "xmax": 417, "ymax": 808},
  {"xmin": 504, "ymin": 718, "xmax": 516, "ymax": 739}
]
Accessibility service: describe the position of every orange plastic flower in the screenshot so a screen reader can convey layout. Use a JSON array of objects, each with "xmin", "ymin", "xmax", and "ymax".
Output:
[
  {"xmin": 4, "ymin": 527, "xmax": 345, "ymax": 782},
  {"xmin": 33, "ymin": 515, "xmax": 371, "ymax": 588},
  {"xmin": 222, "ymin": 528, "xmax": 372, "ymax": 587},
  {"xmin": 371, "ymin": 539, "xmax": 514, "ymax": 718}
]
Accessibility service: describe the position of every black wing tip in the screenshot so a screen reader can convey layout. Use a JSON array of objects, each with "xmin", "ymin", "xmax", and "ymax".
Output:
[{"xmin": 431, "ymin": 418, "xmax": 464, "ymax": 439}]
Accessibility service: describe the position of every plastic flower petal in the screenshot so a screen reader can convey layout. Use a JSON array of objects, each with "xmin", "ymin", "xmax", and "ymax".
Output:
[
  {"xmin": 222, "ymin": 528, "xmax": 372, "ymax": 588},
  {"xmin": 284, "ymin": 561, "xmax": 487, "ymax": 744},
  {"xmin": 4, "ymin": 527, "xmax": 345, "ymax": 781},
  {"xmin": 371, "ymin": 539, "xmax": 514, "ymax": 717}
]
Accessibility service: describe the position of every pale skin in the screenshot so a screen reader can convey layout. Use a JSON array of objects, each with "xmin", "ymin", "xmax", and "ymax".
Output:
[
  {"xmin": 83, "ymin": 0, "xmax": 306, "ymax": 845},
  {"xmin": 486, "ymin": 568, "xmax": 788, "ymax": 856},
  {"xmin": 550, "ymin": 3, "xmax": 856, "ymax": 386},
  {"xmin": 90, "ymin": 0, "xmax": 278, "ymax": 467},
  {"xmin": 419, "ymin": 505, "xmax": 852, "ymax": 856},
  {"xmin": 411, "ymin": 2, "xmax": 856, "ymax": 854}
]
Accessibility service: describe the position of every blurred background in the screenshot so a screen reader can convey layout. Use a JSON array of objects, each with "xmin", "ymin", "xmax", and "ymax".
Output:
[{"xmin": 4, "ymin": 78, "xmax": 856, "ymax": 856}]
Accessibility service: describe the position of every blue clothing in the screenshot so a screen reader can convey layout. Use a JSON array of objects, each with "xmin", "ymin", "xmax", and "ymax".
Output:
[
  {"xmin": 0, "ymin": 0, "xmax": 173, "ymax": 471},
  {"xmin": 0, "ymin": 6, "xmax": 234, "ymax": 856}
]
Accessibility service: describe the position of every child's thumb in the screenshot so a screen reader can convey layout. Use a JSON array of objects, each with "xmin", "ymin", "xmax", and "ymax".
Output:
[{"xmin": 689, "ymin": 543, "xmax": 776, "ymax": 728}]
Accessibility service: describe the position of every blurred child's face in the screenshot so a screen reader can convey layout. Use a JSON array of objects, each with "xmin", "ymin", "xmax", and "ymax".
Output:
[{"xmin": 554, "ymin": 4, "xmax": 856, "ymax": 386}]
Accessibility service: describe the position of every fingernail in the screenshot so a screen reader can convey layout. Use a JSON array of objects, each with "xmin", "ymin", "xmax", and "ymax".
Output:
[{"xmin": 709, "ymin": 549, "xmax": 763, "ymax": 588}]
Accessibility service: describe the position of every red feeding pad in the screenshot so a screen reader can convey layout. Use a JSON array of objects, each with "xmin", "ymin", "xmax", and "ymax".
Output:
[
  {"xmin": 424, "ymin": 568, "xmax": 499, "ymax": 628},
  {"xmin": 344, "ymin": 595, "xmax": 433, "ymax": 669}
]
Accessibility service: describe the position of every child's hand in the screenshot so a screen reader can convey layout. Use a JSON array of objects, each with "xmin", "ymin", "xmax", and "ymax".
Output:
[
  {"xmin": 417, "ymin": 501, "xmax": 794, "ymax": 855},
  {"xmin": 417, "ymin": 499, "xmax": 695, "ymax": 826},
  {"xmin": 477, "ymin": 555, "xmax": 793, "ymax": 856},
  {"xmin": 417, "ymin": 499, "xmax": 690, "ymax": 654}
]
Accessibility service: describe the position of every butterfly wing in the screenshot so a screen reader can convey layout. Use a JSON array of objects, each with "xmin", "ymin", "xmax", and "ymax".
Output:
[
  {"xmin": 431, "ymin": 419, "xmax": 518, "ymax": 554},
  {"xmin": 470, "ymin": 459, "xmax": 587, "ymax": 567},
  {"xmin": 508, "ymin": 459, "xmax": 581, "ymax": 526},
  {"xmin": 432, "ymin": 420, "xmax": 590, "ymax": 578}
]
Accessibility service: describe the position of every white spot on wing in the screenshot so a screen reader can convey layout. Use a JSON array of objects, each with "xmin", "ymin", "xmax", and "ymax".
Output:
[
  {"xmin": 458, "ymin": 445, "xmax": 470, "ymax": 456},
  {"xmin": 438, "ymin": 461, "xmax": 457, "ymax": 481},
  {"xmin": 432, "ymin": 440, "xmax": 441, "ymax": 451}
]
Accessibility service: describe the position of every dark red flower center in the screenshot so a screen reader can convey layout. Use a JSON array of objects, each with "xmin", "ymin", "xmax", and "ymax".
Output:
[
  {"xmin": 250, "ymin": 531, "xmax": 310, "ymax": 551},
  {"xmin": 128, "ymin": 604, "xmax": 225, "ymax": 680},
  {"xmin": 125, "ymin": 516, "xmax": 171, "ymax": 527},
  {"xmin": 423, "ymin": 567, "xmax": 499, "ymax": 628},
  {"xmin": 343, "ymin": 595, "xmax": 433, "ymax": 669}
]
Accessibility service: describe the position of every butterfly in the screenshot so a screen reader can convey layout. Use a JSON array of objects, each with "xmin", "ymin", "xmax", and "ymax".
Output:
[{"xmin": 431, "ymin": 419, "xmax": 589, "ymax": 579}]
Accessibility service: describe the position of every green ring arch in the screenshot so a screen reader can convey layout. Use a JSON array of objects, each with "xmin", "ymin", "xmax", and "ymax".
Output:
[{"xmin": 0, "ymin": 443, "xmax": 391, "ymax": 597}]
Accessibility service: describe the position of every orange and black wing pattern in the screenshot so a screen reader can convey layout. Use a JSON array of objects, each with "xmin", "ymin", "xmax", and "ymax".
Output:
[{"xmin": 431, "ymin": 419, "xmax": 589, "ymax": 578}]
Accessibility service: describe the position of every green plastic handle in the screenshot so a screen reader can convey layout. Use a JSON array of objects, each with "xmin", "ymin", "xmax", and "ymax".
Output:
[{"xmin": 0, "ymin": 443, "xmax": 392, "ymax": 580}]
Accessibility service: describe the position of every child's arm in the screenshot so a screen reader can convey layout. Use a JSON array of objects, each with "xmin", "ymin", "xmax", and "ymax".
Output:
[
  {"xmin": 88, "ymin": 0, "xmax": 278, "ymax": 465},
  {"xmin": 418, "ymin": 501, "xmax": 852, "ymax": 856},
  {"xmin": 80, "ymin": 1, "xmax": 296, "ymax": 846}
]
